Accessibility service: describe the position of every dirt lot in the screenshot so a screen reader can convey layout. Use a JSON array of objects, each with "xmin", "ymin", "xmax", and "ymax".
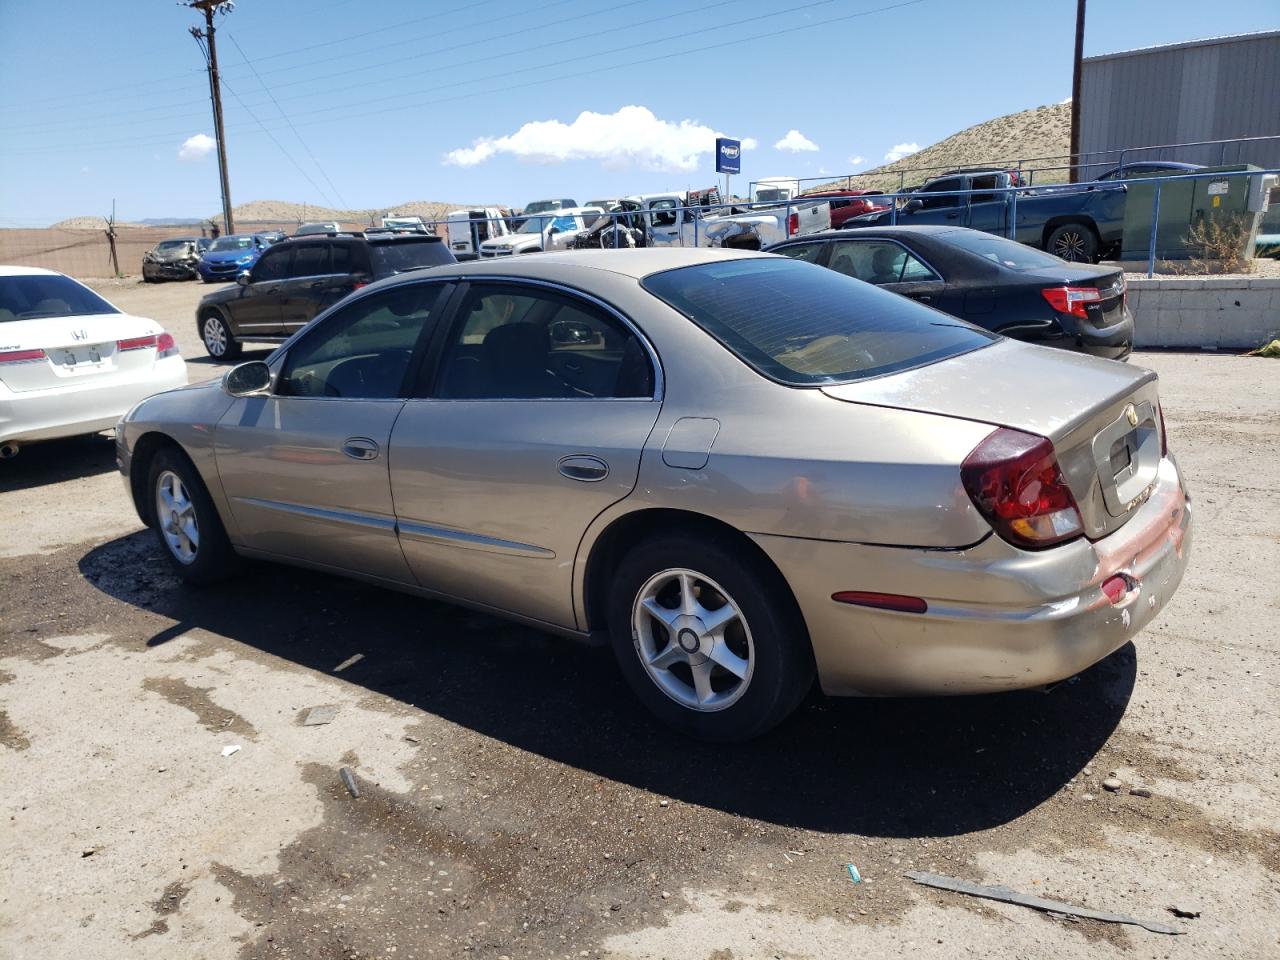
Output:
[{"xmin": 1, "ymin": 278, "xmax": 1277, "ymax": 959}]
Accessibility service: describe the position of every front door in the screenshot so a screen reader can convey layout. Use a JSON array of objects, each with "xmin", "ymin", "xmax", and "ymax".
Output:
[
  {"xmin": 215, "ymin": 281, "xmax": 450, "ymax": 582},
  {"xmin": 645, "ymin": 198, "xmax": 684, "ymax": 246},
  {"xmin": 225, "ymin": 243, "xmax": 293, "ymax": 338},
  {"xmin": 389, "ymin": 281, "xmax": 662, "ymax": 629}
]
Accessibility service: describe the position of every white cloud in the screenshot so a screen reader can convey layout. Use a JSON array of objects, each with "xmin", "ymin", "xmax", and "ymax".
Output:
[
  {"xmin": 442, "ymin": 106, "xmax": 755, "ymax": 172},
  {"xmin": 883, "ymin": 142, "xmax": 921, "ymax": 163},
  {"xmin": 847, "ymin": 154, "xmax": 866, "ymax": 167},
  {"xmin": 774, "ymin": 129, "xmax": 819, "ymax": 153},
  {"xmin": 178, "ymin": 133, "xmax": 216, "ymax": 162},
  {"xmin": 817, "ymin": 166, "xmax": 831, "ymax": 175}
]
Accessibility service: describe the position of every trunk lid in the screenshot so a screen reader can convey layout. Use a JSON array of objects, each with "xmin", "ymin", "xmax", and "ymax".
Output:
[
  {"xmin": 821, "ymin": 339, "xmax": 1162, "ymax": 539},
  {"xmin": 1029, "ymin": 264, "xmax": 1128, "ymax": 333},
  {"xmin": 0, "ymin": 313, "xmax": 162, "ymax": 393}
]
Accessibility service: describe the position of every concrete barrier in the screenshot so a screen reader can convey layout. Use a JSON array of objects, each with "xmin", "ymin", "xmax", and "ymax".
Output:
[{"xmin": 1127, "ymin": 276, "xmax": 1280, "ymax": 349}]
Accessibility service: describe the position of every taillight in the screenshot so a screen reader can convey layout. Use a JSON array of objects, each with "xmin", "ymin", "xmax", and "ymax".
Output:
[
  {"xmin": 787, "ymin": 212, "xmax": 799, "ymax": 236},
  {"xmin": 352, "ymin": 281, "xmax": 368, "ymax": 290},
  {"xmin": 1158, "ymin": 403, "xmax": 1168, "ymax": 457},
  {"xmin": 0, "ymin": 348, "xmax": 46, "ymax": 364},
  {"xmin": 156, "ymin": 332, "xmax": 179, "ymax": 359},
  {"xmin": 1041, "ymin": 285, "xmax": 1101, "ymax": 319},
  {"xmin": 117, "ymin": 334, "xmax": 158, "ymax": 351},
  {"xmin": 961, "ymin": 427, "xmax": 1083, "ymax": 550}
]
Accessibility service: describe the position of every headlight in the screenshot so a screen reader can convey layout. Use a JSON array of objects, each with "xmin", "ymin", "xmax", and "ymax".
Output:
[{"xmin": 236, "ymin": 254, "xmax": 254, "ymax": 263}]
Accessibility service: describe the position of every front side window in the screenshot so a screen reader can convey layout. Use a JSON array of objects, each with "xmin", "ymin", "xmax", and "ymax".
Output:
[
  {"xmin": 252, "ymin": 246, "xmax": 292, "ymax": 282},
  {"xmin": 0, "ymin": 274, "xmax": 118, "ymax": 321},
  {"xmin": 649, "ymin": 200, "xmax": 678, "ymax": 227},
  {"xmin": 919, "ymin": 178, "xmax": 961, "ymax": 209},
  {"xmin": 435, "ymin": 284, "xmax": 653, "ymax": 400},
  {"xmin": 279, "ymin": 284, "xmax": 443, "ymax": 399},
  {"xmin": 827, "ymin": 240, "xmax": 937, "ymax": 284},
  {"xmin": 643, "ymin": 257, "xmax": 993, "ymax": 386}
]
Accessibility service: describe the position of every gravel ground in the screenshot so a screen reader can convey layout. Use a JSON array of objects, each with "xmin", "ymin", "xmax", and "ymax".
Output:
[{"xmin": 1, "ymin": 278, "xmax": 1277, "ymax": 959}]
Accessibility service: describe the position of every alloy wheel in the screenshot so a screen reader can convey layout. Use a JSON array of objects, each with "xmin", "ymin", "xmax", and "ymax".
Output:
[
  {"xmin": 1053, "ymin": 230, "xmax": 1087, "ymax": 261},
  {"xmin": 203, "ymin": 316, "xmax": 227, "ymax": 357},
  {"xmin": 156, "ymin": 469, "xmax": 199, "ymax": 565},
  {"xmin": 631, "ymin": 568, "xmax": 755, "ymax": 712}
]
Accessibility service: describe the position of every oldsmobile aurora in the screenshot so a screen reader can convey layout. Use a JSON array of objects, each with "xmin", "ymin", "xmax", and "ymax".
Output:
[{"xmin": 116, "ymin": 250, "xmax": 1191, "ymax": 740}]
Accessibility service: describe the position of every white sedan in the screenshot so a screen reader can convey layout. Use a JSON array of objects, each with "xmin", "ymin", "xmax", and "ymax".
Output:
[{"xmin": 0, "ymin": 266, "xmax": 187, "ymax": 457}]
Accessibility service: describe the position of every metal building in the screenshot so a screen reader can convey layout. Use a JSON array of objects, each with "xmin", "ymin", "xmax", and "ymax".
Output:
[{"xmin": 1078, "ymin": 30, "xmax": 1280, "ymax": 177}]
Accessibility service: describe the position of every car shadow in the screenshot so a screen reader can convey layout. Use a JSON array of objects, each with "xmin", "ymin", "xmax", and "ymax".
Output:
[
  {"xmin": 0, "ymin": 434, "xmax": 118, "ymax": 492},
  {"xmin": 80, "ymin": 532, "xmax": 1135, "ymax": 837}
]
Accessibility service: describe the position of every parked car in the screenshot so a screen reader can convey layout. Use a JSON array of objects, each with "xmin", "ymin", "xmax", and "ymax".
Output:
[
  {"xmin": 798, "ymin": 190, "xmax": 890, "ymax": 229},
  {"xmin": 194, "ymin": 233, "xmax": 455, "ymax": 359},
  {"xmin": 118, "ymin": 249, "xmax": 1190, "ymax": 740},
  {"xmin": 294, "ymin": 221, "xmax": 341, "ymax": 237},
  {"xmin": 255, "ymin": 230, "xmax": 287, "ymax": 245},
  {"xmin": 593, "ymin": 190, "xmax": 831, "ymax": 250},
  {"xmin": 478, "ymin": 208, "xmax": 603, "ymax": 258},
  {"xmin": 511, "ymin": 198, "xmax": 578, "ymax": 230},
  {"xmin": 0, "ymin": 266, "xmax": 185, "ymax": 457},
  {"xmin": 845, "ymin": 169, "xmax": 1128, "ymax": 262},
  {"xmin": 446, "ymin": 207, "xmax": 513, "ymax": 261},
  {"xmin": 142, "ymin": 237, "xmax": 211, "ymax": 282},
  {"xmin": 197, "ymin": 234, "xmax": 268, "ymax": 283},
  {"xmin": 1093, "ymin": 160, "xmax": 1203, "ymax": 181},
  {"xmin": 767, "ymin": 226, "xmax": 1133, "ymax": 360}
]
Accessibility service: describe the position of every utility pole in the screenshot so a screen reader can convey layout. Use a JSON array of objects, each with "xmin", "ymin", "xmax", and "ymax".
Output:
[
  {"xmin": 187, "ymin": 1, "xmax": 235, "ymax": 233},
  {"xmin": 1068, "ymin": 0, "xmax": 1087, "ymax": 183}
]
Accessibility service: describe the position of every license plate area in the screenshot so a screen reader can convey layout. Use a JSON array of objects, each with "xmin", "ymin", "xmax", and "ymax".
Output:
[
  {"xmin": 54, "ymin": 342, "xmax": 113, "ymax": 374},
  {"xmin": 1092, "ymin": 401, "xmax": 1159, "ymax": 516}
]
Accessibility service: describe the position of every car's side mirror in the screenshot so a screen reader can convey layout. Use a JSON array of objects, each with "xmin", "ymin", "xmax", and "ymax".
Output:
[
  {"xmin": 904, "ymin": 198, "xmax": 923, "ymax": 213},
  {"xmin": 236, "ymin": 271, "xmax": 251, "ymax": 286},
  {"xmin": 222, "ymin": 360, "xmax": 272, "ymax": 397}
]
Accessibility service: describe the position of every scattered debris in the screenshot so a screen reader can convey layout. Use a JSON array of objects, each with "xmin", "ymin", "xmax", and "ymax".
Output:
[
  {"xmin": 905, "ymin": 871, "xmax": 1184, "ymax": 935},
  {"xmin": 846, "ymin": 863, "xmax": 862, "ymax": 884},
  {"xmin": 1246, "ymin": 338, "xmax": 1280, "ymax": 358},
  {"xmin": 1168, "ymin": 904, "xmax": 1201, "ymax": 919},
  {"xmin": 333, "ymin": 654, "xmax": 364, "ymax": 673},
  {"xmin": 220, "ymin": 745, "xmax": 240, "ymax": 758},
  {"xmin": 658, "ymin": 799, "xmax": 669, "ymax": 807},
  {"xmin": 301, "ymin": 705, "xmax": 338, "ymax": 726},
  {"xmin": 1130, "ymin": 786, "xmax": 1153, "ymax": 798},
  {"xmin": 339, "ymin": 767, "xmax": 360, "ymax": 798},
  {"xmin": 81, "ymin": 848, "xmax": 95, "ymax": 858},
  {"xmin": 1102, "ymin": 777, "xmax": 1123, "ymax": 792},
  {"xmin": 404, "ymin": 735, "xmax": 421, "ymax": 744}
]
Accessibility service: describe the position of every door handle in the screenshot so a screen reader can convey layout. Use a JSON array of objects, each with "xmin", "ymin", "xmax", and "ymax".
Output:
[
  {"xmin": 342, "ymin": 437, "xmax": 379, "ymax": 460},
  {"xmin": 558, "ymin": 454, "xmax": 609, "ymax": 482},
  {"xmin": 309, "ymin": 280, "xmax": 324, "ymax": 288}
]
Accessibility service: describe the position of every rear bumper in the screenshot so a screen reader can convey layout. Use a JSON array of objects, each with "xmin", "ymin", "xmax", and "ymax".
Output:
[
  {"xmin": 0, "ymin": 357, "xmax": 188, "ymax": 444},
  {"xmin": 753, "ymin": 456, "xmax": 1191, "ymax": 696}
]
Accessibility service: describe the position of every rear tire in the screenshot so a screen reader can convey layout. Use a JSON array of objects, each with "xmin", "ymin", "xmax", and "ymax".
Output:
[
  {"xmin": 607, "ymin": 532, "xmax": 813, "ymax": 741},
  {"xmin": 147, "ymin": 446, "xmax": 239, "ymax": 584},
  {"xmin": 201, "ymin": 310, "xmax": 241, "ymax": 360},
  {"xmin": 1046, "ymin": 223, "xmax": 1099, "ymax": 263}
]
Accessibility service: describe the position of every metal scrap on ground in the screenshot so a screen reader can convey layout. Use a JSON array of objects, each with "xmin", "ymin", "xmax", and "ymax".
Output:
[
  {"xmin": 904, "ymin": 871, "xmax": 1185, "ymax": 935},
  {"xmin": 301, "ymin": 705, "xmax": 338, "ymax": 726},
  {"xmin": 339, "ymin": 767, "xmax": 360, "ymax": 799}
]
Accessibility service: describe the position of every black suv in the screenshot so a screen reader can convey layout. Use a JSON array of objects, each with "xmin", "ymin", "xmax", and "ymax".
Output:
[{"xmin": 195, "ymin": 233, "xmax": 456, "ymax": 359}]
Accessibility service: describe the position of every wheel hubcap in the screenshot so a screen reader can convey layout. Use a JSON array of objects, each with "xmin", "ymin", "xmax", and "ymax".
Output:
[
  {"xmin": 631, "ymin": 568, "xmax": 754, "ymax": 712},
  {"xmin": 156, "ymin": 470, "xmax": 199, "ymax": 564},
  {"xmin": 203, "ymin": 317, "xmax": 226, "ymax": 356}
]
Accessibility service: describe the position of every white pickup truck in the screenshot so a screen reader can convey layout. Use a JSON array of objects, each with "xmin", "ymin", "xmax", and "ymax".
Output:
[
  {"xmin": 477, "ymin": 207, "xmax": 605, "ymax": 258},
  {"xmin": 603, "ymin": 190, "xmax": 830, "ymax": 250},
  {"xmin": 446, "ymin": 207, "xmax": 514, "ymax": 260}
]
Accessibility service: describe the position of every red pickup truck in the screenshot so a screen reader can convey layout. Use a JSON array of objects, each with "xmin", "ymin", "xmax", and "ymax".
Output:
[{"xmin": 800, "ymin": 190, "xmax": 890, "ymax": 229}]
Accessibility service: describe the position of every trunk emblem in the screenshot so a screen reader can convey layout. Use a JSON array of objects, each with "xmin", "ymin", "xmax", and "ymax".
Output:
[
  {"xmin": 70, "ymin": 329, "xmax": 88, "ymax": 341},
  {"xmin": 1125, "ymin": 404, "xmax": 1139, "ymax": 427}
]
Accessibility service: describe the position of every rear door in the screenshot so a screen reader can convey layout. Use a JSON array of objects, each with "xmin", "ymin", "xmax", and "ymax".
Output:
[
  {"xmin": 225, "ymin": 243, "xmax": 292, "ymax": 337},
  {"xmin": 388, "ymin": 280, "xmax": 662, "ymax": 629},
  {"xmin": 278, "ymin": 241, "xmax": 333, "ymax": 336}
]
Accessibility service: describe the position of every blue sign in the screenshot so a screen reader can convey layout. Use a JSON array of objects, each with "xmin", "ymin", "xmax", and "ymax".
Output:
[{"xmin": 716, "ymin": 137, "xmax": 741, "ymax": 175}]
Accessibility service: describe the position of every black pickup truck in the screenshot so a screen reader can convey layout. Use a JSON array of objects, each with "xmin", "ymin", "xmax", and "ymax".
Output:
[{"xmin": 845, "ymin": 169, "xmax": 1127, "ymax": 262}]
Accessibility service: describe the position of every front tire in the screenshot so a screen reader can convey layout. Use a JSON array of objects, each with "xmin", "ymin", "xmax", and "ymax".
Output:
[
  {"xmin": 1046, "ymin": 223, "xmax": 1099, "ymax": 262},
  {"xmin": 607, "ymin": 533, "xmax": 813, "ymax": 741},
  {"xmin": 148, "ymin": 447, "xmax": 238, "ymax": 584},
  {"xmin": 201, "ymin": 310, "xmax": 241, "ymax": 360}
]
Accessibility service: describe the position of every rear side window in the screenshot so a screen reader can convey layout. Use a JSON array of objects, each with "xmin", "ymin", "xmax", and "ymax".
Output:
[
  {"xmin": 774, "ymin": 242, "xmax": 824, "ymax": 263},
  {"xmin": 0, "ymin": 274, "xmax": 119, "ymax": 320},
  {"xmin": 368, "ymin": 239, "xmax": 454, "ymax": 276},
  {"xmin": 642, "ymin": 258, "xmax": 994, "ymax": 386},
  {"xmin": 331, "ymin": 243, "xmax": 352, "ymax": 274},
  {"xmin": 919, "ymin": 178, "xmax": 961, "ymax": 209}
]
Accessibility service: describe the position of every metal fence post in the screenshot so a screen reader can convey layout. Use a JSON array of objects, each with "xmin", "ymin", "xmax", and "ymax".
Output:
[
  {"xmin": 540, "ymin": 216, "xmax": 547, "ymax": 253},
  {"xmin": 1008, "ymin": 187, "xmax": 1018, "ymax": 240},
  {"xmin": 1146, "ymin": 182, "xmax": 1162, "ymax": 279},
  {"xmin": 693, "ymin": 206, "xmax": 699, "ymax": 247},
  {"xmin": 890, "ymin": 191, "xmax": 897, "ymax": 226},
  {"xmin": 785, "ymin": 197, "xmax": 792, "ymax": 239}
]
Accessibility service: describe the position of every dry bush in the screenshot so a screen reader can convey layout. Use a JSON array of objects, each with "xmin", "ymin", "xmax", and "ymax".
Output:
[{"xmin": 1181, "ymin": 212, "xmax": 1256, "ymax": 274}]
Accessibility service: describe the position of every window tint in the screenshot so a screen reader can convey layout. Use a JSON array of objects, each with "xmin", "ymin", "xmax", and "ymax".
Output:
[
  {"xmin": 331, "ymin": 243, "xmax": 352, "ymax": 274},
  {"xmin": 252, "ymin": 246, "xmax": 292, "ymax": 282},
  {"xmin": 774, "ymin": 242, "xmax": 824, "ymax": 263},
  {"xmin": 0, "ymin": 274, "xmax": 119, "ymax": 321},
  {"xmin": 290, "ymin": 243, "xmax": 330, "ymax": 278},
  {"xmin": 919, "ymin": 178, "xmax": 961, "ymax": 209},
  {"xmin": 436, "ymin": 284, "xmax": 653, "ymax": 400},
  {"xmin": 970, "ymin": 174, "xmax": 1000, "ymax": 204},
  {"xmin": 642, "ymin": 258, "xmax": 993, "ymax": 386},
  {"xmin": 368, "ymin": 238, "xmax": 453, "ymax": 276},
  {"xmin": 278, "ymin": 284, "xmax": 442, "ymax": 399},
  {"xmin": 828, "ymin": 241, "xmax": 937, "ymax": 284}
]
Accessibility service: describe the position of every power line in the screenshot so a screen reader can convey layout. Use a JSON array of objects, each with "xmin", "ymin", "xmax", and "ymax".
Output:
[{"xmin": 226, "ymin": 33, "xmax": 347, "ymax": 209}]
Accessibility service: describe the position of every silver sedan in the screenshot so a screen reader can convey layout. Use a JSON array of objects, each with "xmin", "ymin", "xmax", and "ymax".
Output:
[{"xmin": 116, "ymin": 249, "xmax": 1192, "ymax": 740}]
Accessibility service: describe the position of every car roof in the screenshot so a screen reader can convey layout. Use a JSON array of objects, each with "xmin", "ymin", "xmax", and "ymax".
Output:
[{"xmin": 0, "ymin": 265, "xmax": 60, "ymax": 277}]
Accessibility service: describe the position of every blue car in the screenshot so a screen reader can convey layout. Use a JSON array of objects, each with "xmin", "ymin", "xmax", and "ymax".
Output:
[{"xmin": 197, "ymin": 234, "xmax": 268, "ymax": 283}]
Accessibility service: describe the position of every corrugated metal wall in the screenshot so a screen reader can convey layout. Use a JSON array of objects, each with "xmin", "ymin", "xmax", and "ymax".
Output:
[{"xmin": 1079, "ymin": 32, "xmax": 1280, "ymax": 178}]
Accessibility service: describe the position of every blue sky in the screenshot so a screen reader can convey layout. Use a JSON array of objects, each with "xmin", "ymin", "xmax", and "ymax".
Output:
[{"xmin": 0, "ymin": 0, "xmax": 1276, "ymax": 225}]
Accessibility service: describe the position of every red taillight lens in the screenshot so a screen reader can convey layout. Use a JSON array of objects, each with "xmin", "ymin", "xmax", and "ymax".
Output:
[
  {"xmin": 832, "ymin": 591, "xmax": 928, "ymax": 614},
  {"xmin": 352, "ymin": 280, "xmax": 368, "ymax": 290},
  {"xmin": 961, "ymin": 427, "xmax": 1083, "ymax": 549},
  {"xmin": 0, "ymin": 348, "xmax": 46, "ymax": 364},
  {"xmin": 1041, "ymin": 285, "xmax": 1102, "ymax": 319},
  {"xmin": 787, "ymin": 212, "xmax": 799, "ymax": 236},
  {"xmin": 156, "ymin": 332, "xmax": 179, "ymax": 359},
  {"xmin": 117, "ymin": 334, "xmax": 158, "ymax": 352}
]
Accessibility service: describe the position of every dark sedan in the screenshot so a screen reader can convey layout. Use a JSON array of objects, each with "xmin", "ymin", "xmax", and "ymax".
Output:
[{"xmin": 765, "ymin": 226, "xmax": 1133, "ymax": 360}]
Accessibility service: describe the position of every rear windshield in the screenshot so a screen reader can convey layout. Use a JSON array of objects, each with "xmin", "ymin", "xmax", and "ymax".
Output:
[
  {"xmin": 369, "ymin": 238, "xmax": 455, "ymax": 275},
  {"xmin": 642, "ymin": 257, "xmax": 994, "ymax": 385},
  {"xmin": 943, "ymin": 230, "xmax": 1070, "ymax": 270},
  {"xmin": 0, "ymin": 274, "xmax": 119, "ymax": 321}
]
